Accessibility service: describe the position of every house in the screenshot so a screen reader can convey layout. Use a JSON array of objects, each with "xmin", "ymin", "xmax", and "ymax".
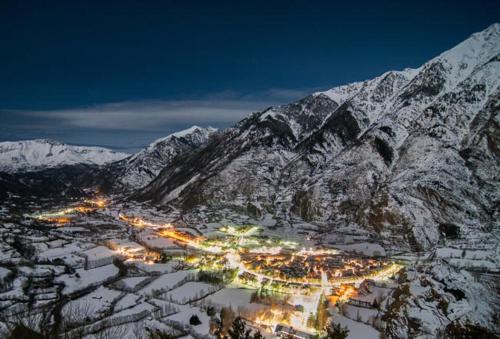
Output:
[
  {"xmin": 275, "ymin": 324, "xmax": 314, "ymax": 339},
  {"xmin": 81, "ymin": 246, "xmax": 119, "ymax": 269},
  {"xmin": 106, "ymin": 239, "xmax": 146, "ymax": 259}
]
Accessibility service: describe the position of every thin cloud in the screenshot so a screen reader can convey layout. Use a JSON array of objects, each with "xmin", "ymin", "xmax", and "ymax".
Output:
[
  {"xmin": 14, "ymin": 100, "xmax": 262, "ymax": 131},
  {"xmin": 1, "ymin": 88, "xmax": 316, "ymax": 132},
  {"xmin": 0, "ymin": 88, "xmax": 319, "ymax": 151}
]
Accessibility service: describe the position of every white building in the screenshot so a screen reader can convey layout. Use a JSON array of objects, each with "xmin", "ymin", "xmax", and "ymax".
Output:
[
  {"xmin": 106, "ymin": 239, "xmax": 146, "ymax": 259},
  {"xmin": 81, "ymin": 246, "xmax": 119, "ymax": 269}
]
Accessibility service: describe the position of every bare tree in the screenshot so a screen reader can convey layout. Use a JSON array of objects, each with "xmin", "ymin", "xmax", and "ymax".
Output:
[
  {"xmin": 0, "ymin": 308, "xmax": 49, "ymax": 338},
  {"xmin": 132, "ymin": 321, "xmax": 145, "ymax": 339},
  {"xmin": 94, "ymin": 320, "xmax": 128, "ymax": 339},
  {"xmin": 61, "ymin": 302, "xmax": 93, "ymax": 328}
]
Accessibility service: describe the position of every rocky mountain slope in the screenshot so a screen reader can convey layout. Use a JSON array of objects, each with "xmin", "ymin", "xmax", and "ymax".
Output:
[
  {"xmin": 0, "ymin": 139, "xmax": 128, "ymax": 173},
  {"xmin": 137, "ymin": 23, "xmax": 500, "ymax": 251},
  {"xmin": 108, "ymin": 126, "xmax": 217, "ymax": 189}
]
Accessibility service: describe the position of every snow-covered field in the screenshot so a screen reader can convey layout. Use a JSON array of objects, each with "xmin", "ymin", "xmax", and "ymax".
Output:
[
  {"xmin": 56, "ymin": 264, "xmax": 120, "ymax": 294},
  {"xmin": 164, "ymin": 281, "xmax": 218, "ymax": 304},
  {"xmin": 115, "ymin": 276, "xmax": 151, "ymax": 291},
  {"xmin": 62, "ymin": 286, "xmax": 122, "ymax": 319},
  {"xmin": 206, "ymin": 287, "xmax": 255, "ymax": 309},
  {"xmin": 166, "ymin": 304, "xmax": 212, "ymax": 336},
  {"xmin": 329, "ymin": 313, "xmax": 380, "ymax": 339},
  {"xmin": 137, "ymin": 270, "xmax": 197, "ymax": 297}
]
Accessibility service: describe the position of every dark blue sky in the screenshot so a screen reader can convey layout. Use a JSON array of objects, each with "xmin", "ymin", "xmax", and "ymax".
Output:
[{"xmin": 1, "ymin": 0, "xmax": 499, "ymax": 152}]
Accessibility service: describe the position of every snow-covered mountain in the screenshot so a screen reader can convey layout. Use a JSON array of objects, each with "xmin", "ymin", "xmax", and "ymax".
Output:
[
  {"xmin": 0, "ymin": 139, "xmax": 128, "ymax": 173},
  {"xmin": 0, "ymin": 127, "xmax": 217, "ymax": 199},
  {"xmin": 137, "ymin": 23, "xmax": 500, "ymax": 251},
  {"xmin": 109, "ymin": 126, "xmax": 217, "ymax": 189}
]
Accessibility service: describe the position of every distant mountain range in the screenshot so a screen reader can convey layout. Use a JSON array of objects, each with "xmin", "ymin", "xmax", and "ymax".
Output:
[
  {"xmin": 0, "ymin": 127, "xmax": 217, "ymax": 199},
  {"xmin": 0, "ymin": 139, "xmax": 128, "ymax": 173}
]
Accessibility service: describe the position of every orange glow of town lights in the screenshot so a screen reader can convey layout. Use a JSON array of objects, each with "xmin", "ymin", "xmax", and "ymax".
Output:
[
  {"xmin": 119, "ymin": 214, "xmax": 174, "ymax": 229},
  {"xmin": 85, "ymin": 198, "xmax": 107, "ymax": 208}
]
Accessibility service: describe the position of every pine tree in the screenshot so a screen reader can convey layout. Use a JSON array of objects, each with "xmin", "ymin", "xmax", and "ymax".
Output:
[
  {"xmin": 323, "ymin": 321, "xmax": 349, "ymax": 339},
  {"xmin": 228, "ymin": 316, "xmax": 247, "ymax": 339},
  {"xmin": 307, "ymin": 312, "xmax": 316, "ymax": 329},
  {"xmin": 207, "ymin": 306, "xmax": 216, "ymax": 316},
  {"xmin": 315, "ymin": 293, "xmax": 329, "ymax": 331},
  {"xmin": 190, "ymin": 315, "xmax": 202, "ymax": 326},
  {"xmin": 227, "ymin": 317, "xmax": 263, "ymax": 339},
  {"xmin": 214, "ymin": 307, "xmax": 236, "ymax": 339}
]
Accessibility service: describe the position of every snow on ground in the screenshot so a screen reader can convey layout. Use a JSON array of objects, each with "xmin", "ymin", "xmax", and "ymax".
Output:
[
  {"xmin": 81, "ymin": 245, "xmax": 118, "ymax": 266},
  {"xmin": 166, "ymin": 304, "xmax": 211, "ymax": 337},
  {"xmin": 62, "ymin": 286, "xmax": 122, "ymax": 319},
  {"xmin": 206, "ymin": 287, "xmax": 256, "ymax": 310},
  {"xmin": 51, "ymin": 253, "xmax": 86, "ymax": 267},
  {"xmin": 115, "ymin": 276, "xmax": 151, "ymax": 291},
  {"xmin": 138, "ymin": 233, "xmax": 180, "ymax": 249},
  {"xmin": 82, "ymin": 301, "xmax": 157, "ymax": 337},
  {"xmin": 17, "ymin": 264, "xmax": 65, "ymax": 277},
  {"xmin": 36, "ymin": 242, "xmax": 89, "ymax": 260},
  {"xmin": 447, "ymin": 258, "xmax": 498, "ymax": 271},
  {"xmin": 329, "ymin": 312, "xmax": 380, "ymax": 339},
  {"xmin": 148, "ymin": 298, "xmax": 179, "ymax": 313},
  {"xmin": 55, "ymin": 264, "xmax": 120, "ymax": 294},
  {"xmin": 164, "ymin": 281, "xmax": 217, "ymax": 304},
  {"xmin": 0, "ymin": 245, "xmax": 19, "ymax": 262},
  {"xmin": 82, "ymin": 246, "xmax": 116, "ymax": 260},
  {"xmin": 203, "ymin": 222, "xmax": 223, "ymax": 232},
  {"xmin": 334, "ymin": 242, "xmax": 386, "ymax": 256},
  {"xmin": 0, "ymin": 277, "xmax": 28, "ymax": 299},
  {"xmin": 97, "ymin": 319, "xmax": 181, "ymax": 339},
  {"xmin": 109, "ymin": 300, "xmax": 156, "ymax": 319},
  {"xmin": 436, "ymin": 247, "xmax": 495, "ymax": 261},
  {"xmin": 114, "ymin": 293, "xmax": 143, "ymax": 312},
  {"xmin": 355, "ymin": 286, "xmax": 393, "ymax": 304},
  {"xmin": 142, "ymin": 319, "xmax": 182, "ymax": 335},
  {"xmin": 131, "ymin": 260, "xmax": 181, "ymax": 274},
  {"xmin": 260, "ymin": 213, "xmax": 277, "ymax": 227},
  {"xmin": 0, "ymin": 266, "xmax": 11, "ymax": 282},
  {"xmin": 161, "ymin": 174, "xmax": 200, "ymax": 204},
  {"xmin": 0, "ymin": 139, "xmax": 128, "ymax": 173},
  {"xmin": 56, "ymin": 226, "xmax": 90, "ymax": 233},
  {"xmin": 137, "ymin": 270, "xmax": 197, "ymax": 297},
  {"xmin": 342, "ymin": 304, "xmax": 379, "ymax": 324}
]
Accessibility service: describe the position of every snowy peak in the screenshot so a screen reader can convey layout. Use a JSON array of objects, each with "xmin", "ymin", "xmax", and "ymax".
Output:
[
  {"xmin": 423, "ymin": 23, "xmax": 500, "ymax": 93},
  {"xmin": 0, "ymin": 139, "xmax": 129, "ymax": 173},
  {"xmin": 436, "ymin": 23, "xmax": 500, "ymax": 68},
  {"xmin": 114, "ymin": 126, "xmax": 217, "ymax": 189},
  {"xmin": 315, "ymin": 24, "xmax": 500, "ymax": 109},
  {"xmin": 146, "ymin": 126, "xmax": 217, "ymax": 151},
  {"xmin": 171, "ymin": 125, "xmax": 217, "ymax": 138},
  {"xmin": 235, "ymin": 93, "xmax": 340, "ymax": 149}
]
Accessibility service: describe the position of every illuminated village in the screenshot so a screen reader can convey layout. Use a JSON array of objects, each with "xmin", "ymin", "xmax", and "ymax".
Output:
[{"xmin": 4, "ymin": 196, "xmax": 405, "ymax": 338}]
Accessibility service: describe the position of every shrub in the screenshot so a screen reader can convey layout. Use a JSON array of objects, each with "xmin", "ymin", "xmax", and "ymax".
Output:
[
  {"xmin": 323, "ymin": 321, "xmax": 349, "ymax": 339},
  {"xmin": 190, "ymin": 315, "xmax": 202, "ymax": 326}
]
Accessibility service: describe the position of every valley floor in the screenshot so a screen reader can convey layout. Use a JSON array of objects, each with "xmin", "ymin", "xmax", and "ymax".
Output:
[{"xmin": 0, "ymin": 195, "xmax": 497, "ymax": 338}]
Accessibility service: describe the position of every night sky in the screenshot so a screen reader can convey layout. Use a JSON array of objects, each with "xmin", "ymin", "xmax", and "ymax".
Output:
[{"xmin": 1, "ymin": 0, "xmax": 499, "ymax": 152}]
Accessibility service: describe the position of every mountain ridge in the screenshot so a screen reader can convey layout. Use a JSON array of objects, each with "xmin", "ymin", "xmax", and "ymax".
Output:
[
  {"xmin": 136, "ymin": 23, "xmax": 500, "ymax": 251},
  {"xmin": 0, "ymin": 139, "xmax": 129, "ymax": 173},
  {"xmin": 109, "ymin": 125, "xmax": 217, "ymax": 189}
]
